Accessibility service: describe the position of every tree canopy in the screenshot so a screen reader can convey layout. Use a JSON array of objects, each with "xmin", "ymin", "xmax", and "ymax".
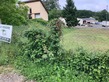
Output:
[
  {"xmin": 95, "ymin": 10, "xmax": 109, "ymax": 21},
  {"xmin": 0, "ymin": 0, "xmax": 28, "ymax": 26},
  {"xmin": 62, "ymin": 0, "xmax": 78, "ymax": 27},
  {"xmin": 76, "ymin": 10, "xmax": 95, "ymax": 18},
  {"xmin": 42, "ymin": 0, "xmax": 60, "ymax": 11}
]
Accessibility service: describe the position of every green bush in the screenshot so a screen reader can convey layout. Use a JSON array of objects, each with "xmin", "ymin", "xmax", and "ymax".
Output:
[
  {"xmin": 20, "ymin": 24, "xmax": 61, "ymax": 62},
  {"xmin": 14, "ymin": 46, "xmax": 109, "ymax": 82},
  {"xmin": 29, "ymin": 18, "xmax": 48, "ymax": 26},
  {"xmin": 14, "ymin": 55, "xmax": 94, "ymax": 82},
  {"xmin": 47, "ymin": 18, "xmax": 58, "ymax": 27},
  {"xmin": 12, "ymin": 22, "xmax": 109, "ymax": 82},
  {"xmin": 0, "ymin": 1, "xmax": 28, "ymax": 26},
  {"xmin": 67, "ymin": 48, "xmax": 109, "ymax": 82}
]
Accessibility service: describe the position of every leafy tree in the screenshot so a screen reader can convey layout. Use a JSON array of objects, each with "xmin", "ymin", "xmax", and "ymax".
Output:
[
  {"xmin": 0, "ymin": 0, "xmax": 28, "ymax": 26},
  {"xmin": 95, "ymin": 10, "xmax": 109, "ymax": 21},
  {"xmin": 62, "ymin": 0, "xmax": 78, "ymax": 27},
  {"xmin": 76, "ymin": 10, "xmax": 95, "ymax": 18},
  {"xmin": 49, "ymin": 9, "xmax": 62, "ymax": 20},
  {"xmin": 42, "ymin": 0, "xmax": 61, "ymax": 20},
  {"xmin": 42, "ymin": 0, "xmax": 60, "ymax": 11}
]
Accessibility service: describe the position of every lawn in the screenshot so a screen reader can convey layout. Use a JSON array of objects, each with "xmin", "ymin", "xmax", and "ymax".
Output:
[{"xmin": 61, "ymin": 27, "xmax": 109, "ymax": 52}]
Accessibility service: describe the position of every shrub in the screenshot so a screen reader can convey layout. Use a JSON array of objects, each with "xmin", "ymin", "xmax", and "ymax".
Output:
[
  {"xmin": 47, "ymin": 18, "xmax": 58, "ymax": 27},
  {"xmin": 0, "ymin": 1, "xmax": 28, "ymax": 26},
  {"xmin": 29, "ymin": 18, "xmax": 48, "ymax": 26},
  {"xmin": 20, "ymin": 24, "xmax": 61, "ymax": 62},
  {"xmin": 70, "ymin": 48, "xmax": 109, "ymax": 82}
]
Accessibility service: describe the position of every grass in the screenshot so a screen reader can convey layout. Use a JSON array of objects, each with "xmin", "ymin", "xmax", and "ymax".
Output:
[
  {"xmin": 61, "ymin": 27, "xmax": 109, "ymax": 52},
  {"xmin": 0, "ymin": 65, "xmax": 14, "ymax": 74}
]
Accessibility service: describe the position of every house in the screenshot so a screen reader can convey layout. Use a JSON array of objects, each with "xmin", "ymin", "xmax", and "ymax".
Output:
[
  {"xmin": 77, "ymin": 17, "xmax": 98, "ymax": 26},
  {"xmin": 102, "ymin": 21, "xmax": 109, "ymax": 27},
  {"xmin": 20, "ymin": 0, "xmax": 48, "ymax": 21}
]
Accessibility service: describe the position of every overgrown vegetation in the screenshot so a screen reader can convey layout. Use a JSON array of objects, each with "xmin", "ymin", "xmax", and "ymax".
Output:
[
  {"xmin": 0, "ymin": 19, "xmax": 109, "ymax": 82},
  {"xmin": 0, "ymin": 0, "xmax": 28, "ymax": 26},
  {"xmin": 15, "ymin": 47, "xmax": 109, "ymax": 82},
  {"xmin": 0, "ymin": 0, "xmax": 109, "ymax": 81}
]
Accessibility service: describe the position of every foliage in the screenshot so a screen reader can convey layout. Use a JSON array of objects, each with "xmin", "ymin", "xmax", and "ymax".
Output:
[
  {"xmin": 13, "ymin": 23, "xmax": 109, "ymax": 82},
  {"xmin": 0, "ymin": 25, "xmax": 26, "ymax": 65},
  {"xmin": 0, "ymin": 19, "xmax": 109, "ymax": 82},
  {"xmin": 71, "ymin": 48, "xmax": 109, "ymax": 82},
  {"xmin": 76, "ymin": 10, "xmax": 95, "ymax": 18},
  {"xmin": 47, "ymin": 18, "xmax": 58, "ymax": 27},
  {"xmin": 15, "ymin": 56, "xmax": 93, "ymax": 82},
  {"xmin": 0, "ymin": 0, "xmax": 17, "ymax": 4},
  {"xmin": 0, "ymin": 0, "xmax": 28, "ymax": 26},
  {"xmin": 15, "ymin": 47, "xmax": 109, "ymax": 82},
  {"xmin": 28, "ymin": 18, "xmax": 48, "ymax": 26},
  {"xmin": 49, "ymin": 9, "xmax": 62, "ymax": 20},
  {"xmin": 95, "ymin": 9, "xmax": 109, "ymax": 21},
  {"xmin": 42, "ymin": 0, "xmax": 60, "ymax": 11},
  {"xmin": 76, "ymin": 9, "xmax": 109, "ymax": 22},
  {"xmin": 42, "ymin": 0, "xmax": 62, "ymax": 20},
  {"xmin": 20, "ymin": 23, "xmax": 61, "ymax": 62},
  {"xmin": 62, "ymin": 0, "xmax": 78, "ymax": 27},
  {"xmin": 22, "ymin": 29, "xmax": 48, "ymax": 62}
]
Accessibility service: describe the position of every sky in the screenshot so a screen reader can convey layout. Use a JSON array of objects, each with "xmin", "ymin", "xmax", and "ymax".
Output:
[
  {"xmin": 21, "ymin": 0, "xmax": 109, "ymax": 12},
  {"xmin": 59, "ymin": 0, "xmax": 109, "ymax": 12}
]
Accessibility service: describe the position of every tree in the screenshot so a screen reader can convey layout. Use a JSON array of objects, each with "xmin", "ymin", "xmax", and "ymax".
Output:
[
  {"xmin": 48, "ymin": 9, "xmax": 62, "ymax": 20},
  {"xmin": 42, "ymin": 0, "xmax": 61, "ymax": 20},
  {"xmin": 62, "ymin": 0, "xmax": 78, "ymax": 27},
  {"xmin": 42, "ymin": 0, "xmax": 60, "ymax": 11},
  {"xmin": 0, "ymin": 0, "xmax": 28, "ymax": 26},
  {"xmin": 95, "ymin": 10, "xmax": 109, "ymax": 21},
  {"xmin": 76, "ymin": 10, "xmax": 95, "ymax": 18}
]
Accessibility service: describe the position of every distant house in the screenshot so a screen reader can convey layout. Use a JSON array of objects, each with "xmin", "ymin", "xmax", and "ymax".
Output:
[
  {"xmin": 102, "ymin": 21, "xmax": 109, "ymax": 27},
  {"xmin": 20, "ymin": 0, "xmax": 48, "ymax": 21},
  {"xmin": 77, "ymin": 17, "xmax": 98, "ymax": 26}
]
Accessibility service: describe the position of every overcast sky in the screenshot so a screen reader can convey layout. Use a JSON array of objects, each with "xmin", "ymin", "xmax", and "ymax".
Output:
[
  {"xmin": 21, "ymin": 0, "xmax": 109, "ymax": 11},
  {"xmin": 59, "ymin": 0, "xmax": 109, "ymax": 11}
]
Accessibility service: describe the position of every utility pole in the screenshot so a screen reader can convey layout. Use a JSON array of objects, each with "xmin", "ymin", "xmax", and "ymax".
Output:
[{"xmin": 106, "ymin": 5, "xmax": 108, "ymax": 26}]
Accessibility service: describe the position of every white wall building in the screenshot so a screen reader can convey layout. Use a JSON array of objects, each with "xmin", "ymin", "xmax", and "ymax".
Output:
[{"xmin": 77, "ymin": 17, "xmax": 98, "ymax": 26}]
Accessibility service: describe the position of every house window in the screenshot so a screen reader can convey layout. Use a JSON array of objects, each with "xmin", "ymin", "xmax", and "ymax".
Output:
[
  {"xmin": 29, "ymin": 14, "xmax": 32, "ymax": 19},
  {"xmin": 29, "ymin": 8, "xmax": 32, "ymax": 14},
  {"xmin": 35, "ymin": 13, "xmax": 41, "ymax": 18}
]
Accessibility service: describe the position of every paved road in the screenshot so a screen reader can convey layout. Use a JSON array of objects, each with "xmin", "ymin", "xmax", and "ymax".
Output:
[{"xmin": 75, "ymin": 24, "xmax": 109, "ymax": 29}]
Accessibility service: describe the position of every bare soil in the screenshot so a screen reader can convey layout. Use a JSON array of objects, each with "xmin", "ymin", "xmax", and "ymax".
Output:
[{"xmin": 0, "ymin": 66, "xmax": 35, "ymax": 82}]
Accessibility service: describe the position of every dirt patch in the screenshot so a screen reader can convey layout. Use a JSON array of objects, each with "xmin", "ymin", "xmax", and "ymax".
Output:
[
  {"xmin": 0, "ymin": 72, "xmax": 24, "ymax": 82},
  {"xmin": 0, "ymin": 72, "xmax": 36, "ymax": 82},
  {"xmin": 0, "ymin": 66, "xmax": 36, "ymax": 82}
]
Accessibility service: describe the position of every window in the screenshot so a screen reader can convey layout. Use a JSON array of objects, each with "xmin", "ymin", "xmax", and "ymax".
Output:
[
  {"xmin": 29, "ymin": 8, "xmax": 32, "ymax": 14},
  {"xmin": 29, "ymin": 14, "xmax": 32, "ymax": 19},
  {"xmin": 35, "ymin": 13, "xmax": 41, "ymax": 18}
]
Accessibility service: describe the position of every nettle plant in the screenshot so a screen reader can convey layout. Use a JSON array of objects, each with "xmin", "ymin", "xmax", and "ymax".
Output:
[{"xmin": 21, "ymin": 25, "xmax": 62, "ymax": 62}]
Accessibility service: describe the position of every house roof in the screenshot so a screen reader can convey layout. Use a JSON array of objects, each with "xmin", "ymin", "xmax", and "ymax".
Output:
[
  {"xmin": 19, "ymin": 0, "xmax": 48, "ymax": 14},
  {"xmin": 78, "ymin": 17, "xmax": 96, "ymax": 21}
]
